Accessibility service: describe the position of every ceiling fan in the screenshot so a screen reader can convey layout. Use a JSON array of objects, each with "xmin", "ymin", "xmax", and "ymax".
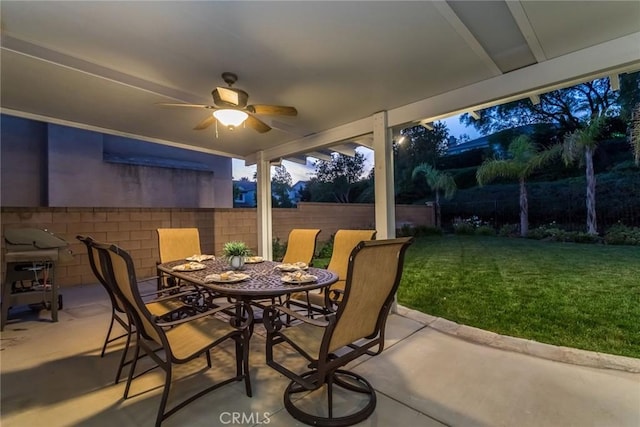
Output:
[{"xmin": 159, "ymin": 72, "xmax": 297, "ymax": 133}]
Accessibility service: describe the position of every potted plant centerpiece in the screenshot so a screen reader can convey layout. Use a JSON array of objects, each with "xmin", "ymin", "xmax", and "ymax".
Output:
[{"xmin": 222, "ymin": 241, "xmax": 251, "ymax": 270}]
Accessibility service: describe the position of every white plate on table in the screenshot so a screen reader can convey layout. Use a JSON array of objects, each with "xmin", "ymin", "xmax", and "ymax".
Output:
[
  {"xmin": 185, "ymin": 254, "xmax": 215, "ymax": 262},
  {"xmin": 275, "ymin": 262, "xmax": 308, "ymax": 272},
  {"xmin": 281, "ymin": 273, "xmax": 317, "ymax": 284},
  {"xmin": 172, "ymin": 262, "xmax": 207, "ymax": 272},
  {"xmin": 244, "ymin": 256, "xmax": 264, "ymax": 264},
  {"xmin": 205, "ymin": 272, "xmax": 250, "ymax": 283}
]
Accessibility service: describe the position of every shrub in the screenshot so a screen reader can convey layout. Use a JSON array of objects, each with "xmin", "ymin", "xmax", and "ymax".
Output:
[
  {"xmin": 398, "ymin": 224, "xmax": 413, "ymax": 237},
  {"xmin": 499, "ymin": 223, "xmax": 519, "ymax": 237},
  {"xmin": 604, "ymin": 223, "xmax": 640, "ymax": 245},
  {"xmin": 272, "ymin": 237, "xmax": 287, "ymax": 261},
  {"xmin": 453, "ymin": 216, "xmax": 488, "ymax": 235},
  {"xmin": 527, "ymin": 223, "xmax": 604, "ymax": 244},
  {"xmin": 475, "ymin": 225, "xmax": 496, "ymax": 236},
  {"xmin": 316, "ymin": 233, "xmax": 335, "ymax": 258},
  {"xmin": 568, "ymin": 232, "xmax": 602, "ymax": 244},
  {"xmin": 398, "ymin": 225, "xmax": 443, "ymax": 237},
  {"xmin": 453, "ymin": 222, "xmax": 475, "ymax": 235},
  {"xmin": 413, "ymin": 225, "xmax": 444, "ymax": 237},
  {"xmin": 527, "ymin": 222, "xmax": 564, "ymax": 240}
]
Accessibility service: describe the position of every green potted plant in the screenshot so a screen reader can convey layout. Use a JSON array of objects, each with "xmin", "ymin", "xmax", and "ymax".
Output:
[{"xmin": 222, "ymin": 241, "xmax": 251, "ymax": 270}]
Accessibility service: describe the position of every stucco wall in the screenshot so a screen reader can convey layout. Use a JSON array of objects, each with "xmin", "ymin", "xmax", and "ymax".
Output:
[
  {"xmin": 0, "ymin": 115, "xmax": 233, "ymax": 208},
  {"xmin": 0, "ymin": 116, "xmax": 48, "ymax": 206}
]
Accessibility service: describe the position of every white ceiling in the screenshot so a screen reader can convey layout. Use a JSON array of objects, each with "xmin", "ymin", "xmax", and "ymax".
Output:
[{"xmin": 2, "ymin": 1, "xmax": 640, "ymax": 162}]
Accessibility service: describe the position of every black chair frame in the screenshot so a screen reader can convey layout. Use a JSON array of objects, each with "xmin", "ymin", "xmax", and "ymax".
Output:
[
  {"xmin": 264, "ymin": 237, "xmax": 413, "ymax": 426},
  {"xmin": 91, "ymin": 240, "xmax": 253, "ymax": 426}
]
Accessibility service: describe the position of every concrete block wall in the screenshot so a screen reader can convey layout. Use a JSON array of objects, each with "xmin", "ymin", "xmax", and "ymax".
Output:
[
  {"xmin": 211, "ymin": 203, "xmax": 434, "ymax": 254},
  {"xmin": 1, "ymin": 202, "xmax": 433, "ymax": 288},
  {"xmin": 216, "ymin": 202, "xmax": 434, "ymax": 254},
  {"xmin": 1, "ymin": 207, "xmax": 215, "ymax": 287},
  {"xmin": 213, "ymin": 209, "xmax": 259, "ymax": 256},
  {"xmin": 273, "ymin": 203, "xmax": 376, "ymax": 243},
  {"xmin": 393, "ymin": 204, "xmax": 436, "ymax": 229}
]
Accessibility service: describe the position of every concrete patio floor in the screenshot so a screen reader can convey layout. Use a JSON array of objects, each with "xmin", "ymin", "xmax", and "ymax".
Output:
[{"xmin": 1, "ymin": 283, "xmax": 638, "ymax": 427}]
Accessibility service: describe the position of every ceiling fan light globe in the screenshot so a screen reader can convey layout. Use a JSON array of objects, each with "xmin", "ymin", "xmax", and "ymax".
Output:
[{"xmin": 213, "ymin": 109, "xmax": 248, "ymax": 128}]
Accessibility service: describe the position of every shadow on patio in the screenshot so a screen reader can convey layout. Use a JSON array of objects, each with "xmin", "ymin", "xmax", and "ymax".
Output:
[{"xmin": 1, "ymin": 283, "xmax": 638, "ymax": 427}]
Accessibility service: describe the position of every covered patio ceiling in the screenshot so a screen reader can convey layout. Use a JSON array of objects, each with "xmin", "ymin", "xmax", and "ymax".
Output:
[
  {"xmin": 2, "ymin": 1, "xmax": 639, "ymax": 165},
  {"xmin": 2, "ymin": 1, "xmax": 640, "ymax": 254}
]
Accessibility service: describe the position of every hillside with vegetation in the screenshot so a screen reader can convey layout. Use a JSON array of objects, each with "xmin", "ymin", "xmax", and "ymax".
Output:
[{"xmin": 274, "ymin": 72, "xmax": 640, "ymax": 239}]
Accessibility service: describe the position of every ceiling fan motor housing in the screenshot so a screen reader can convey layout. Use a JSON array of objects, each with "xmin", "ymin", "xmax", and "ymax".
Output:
[
  {"xmin": 211, "ymin": 88, "xmax": 249, "ymax": 109},
  {"xmin": 160, "ymin": 71, "xmax": 293, "ymax": 133}
]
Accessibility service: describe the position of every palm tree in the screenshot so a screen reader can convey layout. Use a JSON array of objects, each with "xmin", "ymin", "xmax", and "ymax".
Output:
[
  {"xmin": 476, "ymin": 135, "xmax": 561, "ymax": 237},
  {"xmin": 562, "ymin": 116, "xmax": 606, "ymax": 235},
  {"xmin": 412, "ymin": 164, "xmax": 457, "ymax": 228},
  {"xmin": 631, "ymin": 103, "xmax": 640, "ymax": 165}
]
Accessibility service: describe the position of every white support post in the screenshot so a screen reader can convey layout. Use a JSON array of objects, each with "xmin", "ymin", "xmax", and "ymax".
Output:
[
  {"xmin": 373, "ymin": 111, "xmax": 395, "ymax": 240},
  {"xmin": 256, "ymin": 151, "xmax": 273, "ymax": 260},
  {"xmin": 373, "ymin": 111, "xmax": 398, "ymax": 313}
]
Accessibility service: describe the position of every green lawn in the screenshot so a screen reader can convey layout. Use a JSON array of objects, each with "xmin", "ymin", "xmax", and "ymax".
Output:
[{"xmin": 395, "ymin": 235, "xmax": 640, "ymax": 358}]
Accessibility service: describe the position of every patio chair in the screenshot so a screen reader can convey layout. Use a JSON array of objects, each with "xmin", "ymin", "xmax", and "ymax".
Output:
[
  {"xmin": 156, "ymin": 228, "xmax": 202, "ymax": 290},
  {"xmin": 77, "ymin": 235, "xmax": 197, "ymax": 384},
  {"xmin": 288, "ymin": 229, "xmax": 376, "ymax": 315},
  {"xmin": 264, "ymin": 237, "xmax": 413, "ymax": 426},
  {"xmin": 281, "ymin": 229, "xmax": 321, "ymax": 265},
  {"xmin": 252, "ymin": 228, "xmax": 321, "ymax": 313},
  {"xmin": 91, "ymin": 239, "xmax": 253, "ymax": 427}
]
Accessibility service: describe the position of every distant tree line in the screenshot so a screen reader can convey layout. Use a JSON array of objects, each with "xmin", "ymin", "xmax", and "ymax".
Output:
[{"xmin": 268, "ymin": 72, "xmax": 640, "ymax": 236}]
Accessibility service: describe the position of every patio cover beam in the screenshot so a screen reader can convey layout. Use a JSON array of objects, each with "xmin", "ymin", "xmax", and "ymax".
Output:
[
  {"xmin": 244, "ymin": 117, "xmax": 373, "ymax": 165},
  {"xmin": 329, "ymin": 144, "xmax": 357, "ymax": 157},
  {"xmin": 390, "ymin": 32, "xmax": 640, "ymax": 128},
  {"xmin": 282, "ymin": 155, "xmax": 308, "ymax": 165},
  {"xmin": 247, "ymin": 32, "xmax": 639, "ymax": 168},
  {"xmin": 307, "ymin": 151, "xmax": 333, "ymax": 162}
]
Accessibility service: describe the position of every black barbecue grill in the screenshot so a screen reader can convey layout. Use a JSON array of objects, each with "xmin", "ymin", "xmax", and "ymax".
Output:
[{"xmin": 2, "ymin": 228, "xmax": 72, "ymax": 330}]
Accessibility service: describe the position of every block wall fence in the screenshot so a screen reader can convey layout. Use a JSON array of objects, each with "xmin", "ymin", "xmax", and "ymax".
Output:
[{"xmin": 1, "ymin": 203, "xmax": 433, "ymax": 287}]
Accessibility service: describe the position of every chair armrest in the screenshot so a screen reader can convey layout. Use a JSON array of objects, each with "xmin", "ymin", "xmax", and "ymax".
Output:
[
  {"xmin": 140, "ymin": 285, "xmax": 181, "ymax": 298},
  {"xmin": 264, "ymin": 304, "xmax": 332, "ymax": 333},
  {"xmin": 137, "ymin": 275, "xmax": 160, "ymax": 285},
  {"xmin": 325, "ymin": 288, "xmax": 343, "ymax": 308},
  {"xmin": 276, "ymin": 304, "xmax": 330, "ymax": 327},
  {"xmin": 147, "ymin": 290, "xmax": 197, "ymax": 303},
  {"xmin": 155, "ymin": 301, "xmax": 253, "ymax": 330}
]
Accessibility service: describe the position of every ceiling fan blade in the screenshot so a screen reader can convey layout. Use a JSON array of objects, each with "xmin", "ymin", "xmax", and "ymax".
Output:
[
  {"xmin": 193, "ymin": 115, "xmax": 216, "ymax": 130},
  {"xmin": 248, "ymin": 104, "xmax": 298, "ymax": 116},
  {"xmin": 216, "ymin": 87, "xmax": 240, "ymax": 105},
  {"xmin": 157, "ymin": 102, "xmax": 214, "ymax": 109},
  {"xmin": 245, "ymin": 114, "xmax": 272, "ymax": 133}
]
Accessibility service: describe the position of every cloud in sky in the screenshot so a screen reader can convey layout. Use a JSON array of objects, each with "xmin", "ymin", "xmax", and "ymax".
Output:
[
  {"xmin": 233, "ymin": 146, "xmax": 374, "ymax": 184},
  {"xmin": 232, "ymin": 157, "xmax": 316, "ymax": 183},
  {"xmin": 441, "ymin": 115, "xmax": 481, "ymax": 140},
  {"xmin": 232, "ymin": 114, "xmax": 480, "ymax": 183}
]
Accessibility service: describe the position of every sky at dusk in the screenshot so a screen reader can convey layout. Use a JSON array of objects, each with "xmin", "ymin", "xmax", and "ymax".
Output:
[{"xmin": 232, "ymin": 114, "xmax": 481, "ymax": 183}]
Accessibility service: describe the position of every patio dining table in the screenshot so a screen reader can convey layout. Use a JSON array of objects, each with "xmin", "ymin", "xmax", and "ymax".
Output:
[{"xmin": 156, "ymin": 257, "xmax": 338, "ymax": 323}]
